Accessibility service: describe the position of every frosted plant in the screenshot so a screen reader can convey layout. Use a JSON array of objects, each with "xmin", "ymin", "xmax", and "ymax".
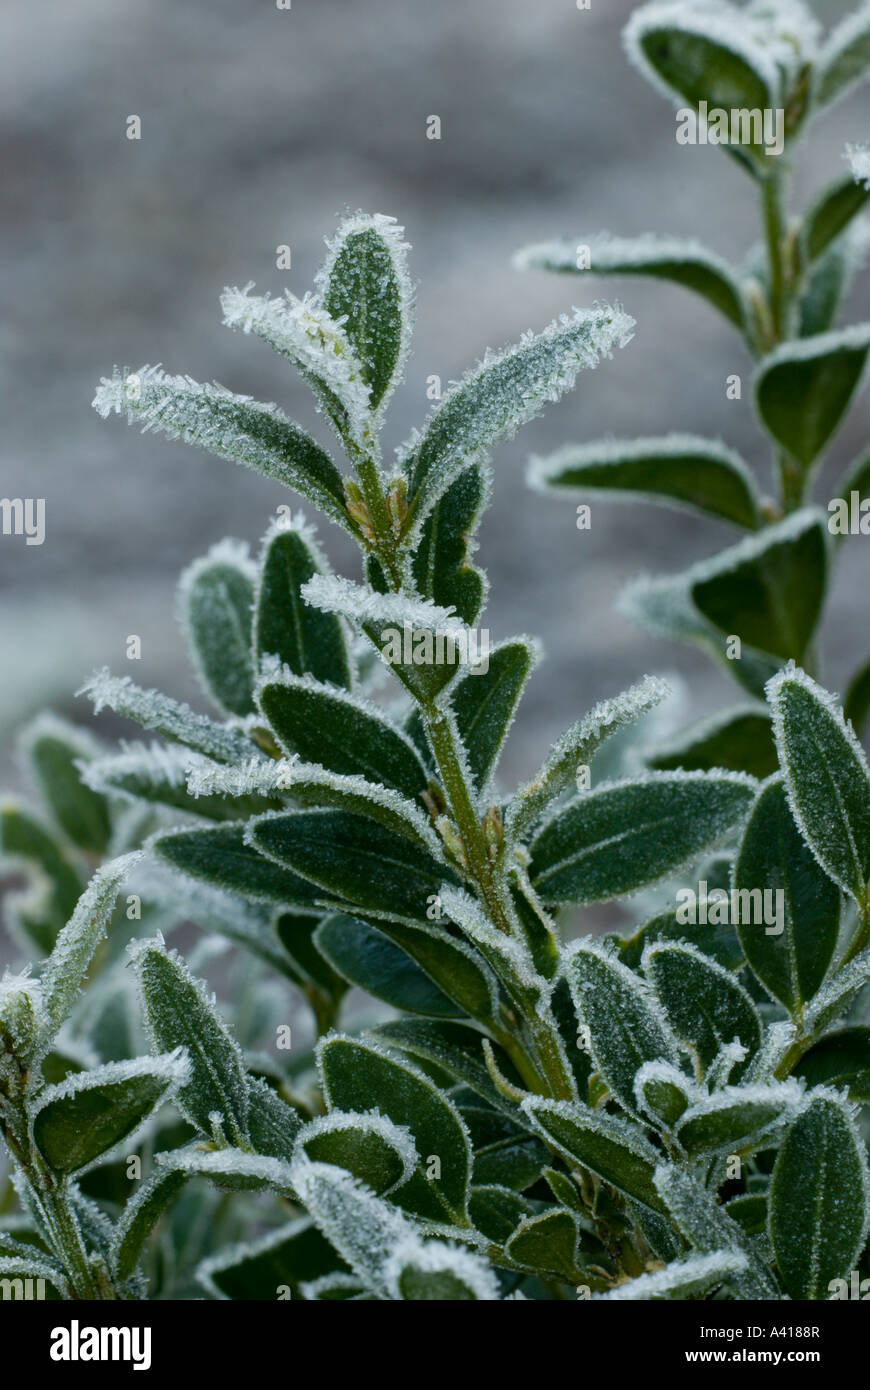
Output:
[
  {"xmin": 518, "ymin": 0, "xmax": 870, "ymax": 769},
  {"xmin": 2, "ymin": 211, "xmax": 870, "ymax": 1302}
]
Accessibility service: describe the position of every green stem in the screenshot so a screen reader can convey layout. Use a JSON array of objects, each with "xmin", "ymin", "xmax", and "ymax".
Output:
[
  {"xmin": 38, "ymin": 1179, "xmax": 103, "ymax": 1300},
  {"xmin": 762, "ymin": 171, "xmax": 788, "ymax": 343}
]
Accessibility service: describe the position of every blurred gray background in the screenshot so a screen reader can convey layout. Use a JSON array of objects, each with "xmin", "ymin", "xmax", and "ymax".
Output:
[{"xmin": 3, "ymin": 0, "xmax": 870, "ymax": 799}]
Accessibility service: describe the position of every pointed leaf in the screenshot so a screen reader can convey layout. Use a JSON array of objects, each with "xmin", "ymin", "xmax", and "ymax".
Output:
[
  {"xmin": 674, "ymin": 1081, "xmax": 803, "ymax": 1157},
  {"xmin": 505, "ymin": 1209, "xmax": 588, "ymax": 1282},
  {"xmin": 530, "ymin": 772, "xmax": 755, "ymax": 905},
  {"xmin": 411, "ymin": 464, "xmax": 488, "ymax": 625},
  {"xmin": 643, "ymin": 940, "xmax": 761, "ymax": 1074},
  {"xmin": 450, "ymin": 639, "xmax": 535, "ymax": 795},
  {"xmin": 179, "ymin": 541, "xmax": 257, "ymax": 717},
  {"xmin": 755, "ymin": 326, "xmax": 870, "ymax": 472},
  {"xmin": 152, "ymin": 822, "xmax": 322, "ymax": 908},
  {"xmin": 521, "ymin": 1096, "xmax": 666, "ymax": 1214},
  {"xmin": 769, "ymin": 1093, "xmax": 869, "ymax": 1299},
  {"xmin": 254, "ymin": 518, "xmax": 351, "ymax": 688},
  {"xmin": 133, "ymin": 940, "xmax": 250, "ymax": 1145},
  {"xmin": 768, "ymin": 666, "xmax": 870, "ymax": 901},
  {"xmin": 18, "ymin": 715, "xmax": 110, "ymax": 854},
  {"xmin": 314, "ymin": 914, "xmax": 466, "ymax": 1018},
  {"xmin": 804, "ymin": 172, "xmax": 870, "ymax": 263},
  {"xmin": 79, "ymin": 669, "xmax": 254, "ymax": 764},
  {"xmin": 794, "ymin": 1027, "xmax": 870, "ymax": 1102},
  {"xmin": 529, "ymin": 433, "xmax": 760, "ymax": 528},
  {"xmin": 647, "ymin": 704, "xmax": 777, "ymax": 778},
  {"xmin": 733, "ymin": 775, "xmax": 841, "ymax": 1012}
]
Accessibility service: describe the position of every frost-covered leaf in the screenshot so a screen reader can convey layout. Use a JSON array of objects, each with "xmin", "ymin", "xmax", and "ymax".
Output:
[
  {"xmin": 257, "ymin": 672, "xmax": 428, "ymax": 798},
  {"xmin": 92, "ymin": 367, "xmax": 350, "ymax": 531},
  {"xmin": 399, "ymin": 305, "xmax": 634, "ymax": 528},
  {"xmin": 469, "ymin": 1185, "xmax": 535, "ymax": 1243},
  {"xmin": 85, "ymin": 744, "xmax": 277, "ymax": 822},
  {"xmin": 517, "ymin": 237, "xmax": 746, "ymax": 330},
  {"xmin": 633, "ymin": 1060, "xmax": 695, "ymax": 1129},
  {"xmin": 647, "ymin": 704, "xmax": 777, "ymax": 778},
  {"xmin": 179, "ymin": 541, "xmax": 257, "ymax": 718},
  {"xmin": 317, "ymin": 212, "xmax": 413, "ymax": 416},
  {"xmin": 0, "ymin": 1255, "xmax": 68, "ymax": 1299},
  {"xmin": 505, "ymin": 1209, "xmax": 589, "ymax": 1282},
  {"xmin": 39, "ymin": 854, "xmax": 140, "ymax": 1043},
  {"xmin": 653, "ymin": 1163, "xmax": 778, "ymax": 1299},
  {"xmin": 620, "ymin": 903, "xmax": 743, "ymax": 974},
  {"xmin": 804, "ymin": 172, "xmax": 870, "ymax": 262},
  {"xmin": 249, "ymin": 809, "xmax": 458, "ymax": 921},
  {"xmin": 798, "ymin": 227, "xmax": 870, "ymax": 337},
  {"xmin": 529, "ymin": 434, "xmax": 760, "ymax": 528},
  {"xmin": 410, "ymin": 464, "xmax": 489, "ymax": 626},
  {"xmin": 567, "ymin": 941, "xmax": 679, "ymax": 1114},
  {"xmin": 769, "ymin": 1093, "xmax": 869, "ymax": 1299},
  {"xmin": 595, "ymin": 1251, "xmax": 748, "ymax": 1301},
  {"xmin": 794, "ymin": 1027, "xmax": 870, "ymax": 1102},
  {"xmin": 79, "ymin": 669, "xmax": 254, "ymax": 764},
  {"xmin": 521, "ymin": 1096, "xmax": 666, "ymax": 1214},
  {"xmin": 450, "ymin": 639, "xmax": 536, "ymax": 796},
  {"xmin": 155, "ymin": 1144, "xmax": 297, "ymax": 1195},
  {"xmin": 505, "ymin": 675, "xmax": 670, "ymax": 846},
  {"xmin": 245, "ymin": 1075, "xmax": 304, "ymax": 1162},
  {"xmin": 196, "ymin": 1217, "xmax": 348, "ymax": 1301},
  {"xmin": 467, "ymin": 1113, "xmax": 548, "ymax": 1192},
  {"xmin": 295, "ymin": 1111, "xmax": 417, "ymax": 1197},
  {"xmin": 754, "ymin": 325, "xmax": 870, "ymax": 472},
  {"xmin": 31, "ymin": 1053, "xmax": 188, "ymax": 1175},
  {"xmin": 301, "ymin": 573, "xmax": 468, "ymax": 701},
  {"xmin": 529, "ymin": 772, "xmax": 755, "ymax": 905},
  {"xmin": 221, "ymin": 285, "xmax": 373, "ymax": 453},
  {"xmin": 813, "ymin": 3, "xmax": 870, "ymax": 111},
  {"xmin": 151, "ymin": 822, "xmax": 322, "ymax": 908},
  {"xmin": 133, "ymin": 939, "xmax": 250, "ymax": 1145},
  {"xmin": 624, "ymin": 1, "xmax": 781, "ymax": 168},
  {"xmin": 622, "ymin": 510, "xmax": 828, "ymax": 683},
  {"xmin": 767, "ymin": 666, "xmax": 870, "ymax": 901},
  {"xmin": 254, "ymin": 517, "xmax": 351, "ymax": 689},
  {"xmin": 371, "ymin": 1019, "xmax": 523, "ymax": 1118},
  {"xmin": 315, "ymin": 914, "xmax": 467, "ymax": 1018},
  {"xmin": 673, "ymin": 1081, "xmax": 803, "ymax": 1157},
  {"xmin": 733, "ymin": 775, "xmax": 841, "ymax": 1012},
  {"xmin": 804, "ymin": 946, "xmax": 870, "ymax": 1035},
  {"xmin": 385, "ymin": 1240, "xmax": 498, "ymax": 1301},
  {"xmin": 643, "ymin": 940, "xmax": 761, "ymax": 1075},
  {"xmin": 318, "ymin": 1035, "xmax": 471, "ymax": 1219},
  {"xmin": 18, "ymin": 715, "xmax": 110, "ymax": 855}
]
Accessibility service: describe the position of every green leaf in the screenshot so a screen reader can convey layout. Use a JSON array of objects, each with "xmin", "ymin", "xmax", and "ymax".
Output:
[
  {"xmin": 844, "ymin": 653, "xmax": 870, "ymax": 737},
  {"xmin": 769, "ymin": 1094, "xmax": 869, "ymax": 1299},
  {"xmin": 249, "ymin": 809, "xmax": 457, "ymax": 920},
  {"xmin": 92, "ymin": 367, "xmax": 351, "ymax": 533},
  {"xmin": 794, "ymin": 1028, "xmax": 870, "ymax": 1102},
  {"xmin": 179, "ymin": 542, "xmax": 257, "ymax": 718},
  {"xmin": 804, "ymin": 946, "xmax": 870, "ymax": 1034},
  {"xmin": 133, "ymin": 940, "xmax": 250, "ymax": 1145},
  {"xmin": 804, "ymin": 173, "xmax": 870, "ymax": 262},
  {"xmin": 647, "ymin": 704, "xmax": 777, "ymax": 779},
  {"xmin": 400, "ymin": 305, "xmax": 634, "ymax": 527},
  {"xmin": 32, "ymin": 1054, "xmax": 187, "ymax": 1175},
  {"xmin": 674, "ymin": 1082, "xmax": 802, "ymax": 1157},
  {"xmin": 156, "ymin": 1145, "xmax": 297, "ymax": 1196},
  {"xmin": 318, "ymin": 213, "xmax": 412, "ymax": 414},
  {"xmin": 521, "ymin": 1097, "xmax": 666, "ymax": 1215},
  {"xmin": 633, "ymin": 1061, "xmax": 693, "ymax": 1129},
  {"xmin": 39, "ymin": 854, "xmax": 139, "ymax": 1042},
  {"xmin": 529, "ymin": 772, "xmax": 755, "ymax": 905},
  {"xmin": 254, "ymin": 519, "xmax": 351, "ymax": 688},
  {"xmin": 733, "ymin": 776, "xmax": 841, "ymax": 1013},
  {"xmin": 725, "ymin": 1193, "xmax": 768, "ymax": 1238},
  {"xmin": 450, "ymin": 639, "xmax": 535, "ymax": 795},
  {"xmin": 18, "ymin": 716, "xmax": 111, "ymax": 854},
  {"xmin": 245, "ymin": 1076, "xmax": 304, "ymax": 1161},
  {"xmin": 258, "ymin": 674, "xmax": 428, "ymax": 799},
  {"xmin": 152, "ymin": 823, "xmax": 322, "ymax": 908},
  {"xmin": 653, "ymin": 1163, "xmax": 778, "ymax": 1299},
  {"xmin": 505, "ymin": 1210, "xmax": 588, "ymax": 1282},
  {"xmin": 517, "ymin": 237, "xmax": 747, "ymax": 329},
  {"xmin": 755, "ymin": 326, "xmax": 870, "ymax": 472},
  {"xmin": 318, "ymin": 1035, "xmax": 471, "ymax": 1218},
  {"xmin": 0, "ymin": 1255, "xmax": 67, "ymax": 1299},
  {"xmin": 624, "ymin": 6, "xmax": 779, "ymax": 169},
  {"xmin": 85, "ymin": 745, "xmax": 278, "ymax": 823},
  {"xmin": 462, "ymin": 1106, "xmax": 548, "ymax": 1190},
  {"xmin": 568, "ymin": 942, "xmax": 679, "ymax": 1113},
  {"xmin": 314, "ymin": 914, "xmax": 465, "ymax": 1018},
  {"xmin": 370, "ymin": 1019, "xmax": 523, "ymax": 1117},
  {"xmin": 506, "ymin": 675, "xmax": 669, "ymax": 846},
  {"xmin": 798, "ymin": 242, "xmax": 851, "ymax": 337},
  {"xmin": 273, "ymin": 912, "xmax": 347, "ymax": 997},
  {"xmin": 390, "ymin": 1245, "xmax": 497, "ymax": 1301},
  {"xmin": 468, "ymin": 1185, "xmax": 535, "ymax": 1243},
  {"xmin": 813, "ymin": 5, "xmax": 870, "ymax": 112},
  {"xmin": 197, "ymin": 1217, "xmax": 348, "ymax": 1301},
  {"xmin": 296, "ymin": 1111, "xmax": 416, "ymax": 1197},
  {"xmin": 529, "ymin": 434, "xmax": 760, "ymax": 528},
  {"xmin": 768, "ymin": 666, "xmax": 870, "ymax": 901},
  {"xmin": 619, "ymin": 905, "xmax": 743, "ymax": 973},
  {"xmin": 643, "ymin": 941, "xmax": 761, "ymax": 1075},
  {"xmin": 410, "ymin": 464, "xmax": 488, "ymax": 626}
]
